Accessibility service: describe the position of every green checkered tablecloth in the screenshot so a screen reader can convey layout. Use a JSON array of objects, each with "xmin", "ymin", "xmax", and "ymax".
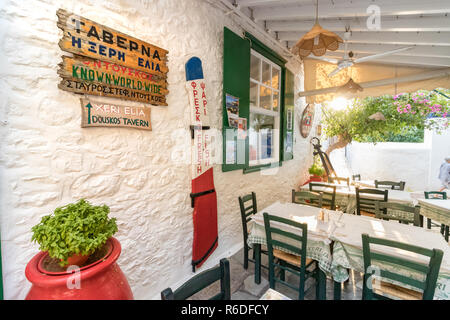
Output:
[
  {"xmin": 330, "ymin": 241, "xmax": 450, "ymax": 300},
  {"xmin": 248, "ymin": 202, "xmax": 450, "ymax": 300},
  {"xmin": 418, "ymin": 199, "xmax": 450, "ymax": 226}
]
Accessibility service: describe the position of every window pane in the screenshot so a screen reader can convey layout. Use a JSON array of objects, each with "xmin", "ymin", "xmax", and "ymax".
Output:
[
  {"xmin": 250, "ymin": 82, "xmax": 258, "ymax": 107},
  {"xmin": 272, "ymin": 91, "xmax": 279, "ymax": 112},
  {"xmin": 272, "ymin": 68, "xmax": 280, "ymax": 89},
  {"xmin": 250, "ymin": 54, "xmax": 260, "ymax": 81},
  {"xmin": 262, "ymin": 61, "xmax": 271, "ymax": 87},
  {"xmin": 249, "ymin": 113, "xmax": 275, "ymax": 161},
  {"xmin": 260, "ymin": 86, "xmax": 272, "ymax": 110}
]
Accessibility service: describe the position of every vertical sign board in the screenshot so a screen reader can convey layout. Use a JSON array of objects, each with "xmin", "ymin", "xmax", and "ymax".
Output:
[
  {"xmin": 185, "ymin": 57, "xmax": 218, "ymax": 272},
  {"xmin": 56, "ymin": 9, "xmax": 169, "ymax": 106}
]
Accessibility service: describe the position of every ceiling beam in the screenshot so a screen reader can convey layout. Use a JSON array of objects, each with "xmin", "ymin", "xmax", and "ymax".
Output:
[
  {"xmin": 267, "ymin": 16, "xmax": 450, "ymax": 32},
  {"xmin": 280, "ymin": 31, "xmax": 450, "ymax": 46},
  {"xmin": 313, "ymin": 54, "xmax": 450, "ymax": 68},
  {"xmin": 286, "ymin": 43, "xmax": 450, "ymax": 58},
  {"xmin": 236, "ymin": 0, "xmax": 310, "ymax": 8},
  {"xmin": 253, "ymin": 0, "xmax": 450, "ymax": 21},
  {"xmin": 297, "ymin": 68, "xmax": 450, "ymax": 98}
]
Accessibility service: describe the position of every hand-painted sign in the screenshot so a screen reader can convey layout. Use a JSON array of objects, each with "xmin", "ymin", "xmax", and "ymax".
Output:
[
  {"xmin": 58, "ymin": 56, "xmax": 168, "ymax": 105},
  {"xmin": 185, "ymin": 57, "xmax": 218, "ymax": 272},
  {"xmin": 80, "ymin": 98, "xmax": 151, "ymax": 130},
  {"xmin": 57, "ymin": 9, "xmax": 169, "ymax": 106},
  {"xmin": 57, "ymin": 9, "xmax": 168, "ymax": 77}
]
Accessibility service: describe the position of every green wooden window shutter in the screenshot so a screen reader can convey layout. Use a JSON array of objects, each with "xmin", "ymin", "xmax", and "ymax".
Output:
[
  {"xmin": 222, "ymin": 27, "xmax": 250, "ymax": 172},
  {"xmin": 283, "ymin": 69, "xmax": 294, "ymax": 161}
]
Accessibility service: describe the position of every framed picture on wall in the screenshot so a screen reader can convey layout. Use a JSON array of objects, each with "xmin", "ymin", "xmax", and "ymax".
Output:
[{"xmin": 299, "ymin": 104, "xmax": 315, "ymax": 138}]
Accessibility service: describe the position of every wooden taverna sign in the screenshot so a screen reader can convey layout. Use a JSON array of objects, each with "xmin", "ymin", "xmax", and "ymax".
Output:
[
  {"xmin": 57, "ymin": 9, "xmax": 168, "ymax": 106},
  {"xmin": 80, "ymin": 98, "xmax": 151, "ymax": 130}
]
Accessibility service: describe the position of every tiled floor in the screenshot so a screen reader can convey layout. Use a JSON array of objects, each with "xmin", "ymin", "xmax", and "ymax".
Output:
[{"xmin": 191, "ymin": 247, "xmax": 363, "ymax": 300}]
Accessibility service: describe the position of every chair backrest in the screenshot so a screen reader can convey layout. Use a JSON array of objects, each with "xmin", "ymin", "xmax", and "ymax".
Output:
[
  {"xmin": 352, "ymin": 174, "xmax": 361, "ymax": 181},
  {"xmin": 263, "ymin": 212, "xmax": 308, "ymax": 268},
  {"xmin": 374, "ymin": 201, "xmax": 421, "ymax": 226},
  {"xmin": 309, "ymin": 183, "xmax": 336, "ymax": 210},
  {"xmin": 238, "ymin": 192, "xmax": 257, "ymax": 243},
  {"xmin": 329, "ymin": 176, "xmax": 350, "ymax": 186},
  {"xmin": 361, "ymin": 234, "xmax": 443, "ymax": 300},
  {"xmin": 355, "ymin": 187, "xmax": 388, "ymax": 215},
  {"xmin": 292, "ymin": 190, "xmax": 323, "ymax": 208},
  {"xmin": 375, "ymin": 180, "xmax": 406, "ymax": 191},
  {"xmin": 161, "ymin": 258, "xmax": 231, "ymax": 300},
  {"xmin": 424, "ymin": 191, "xmax": 447, "ymax": 200}
]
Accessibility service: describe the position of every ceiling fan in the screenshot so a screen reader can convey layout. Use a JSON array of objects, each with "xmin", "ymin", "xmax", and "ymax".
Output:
[{"xmin": 317, "ymin": 28, "xmax": 414, "ymax": 78}]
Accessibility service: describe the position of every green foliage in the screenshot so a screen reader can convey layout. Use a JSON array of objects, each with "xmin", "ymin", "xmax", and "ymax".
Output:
[
  {"xmin": 308, "ymin": 156, "xmax": 325, "ymax": 176},
  {"xmin": 322, "ymin": 88, "xmax": 449, "ymax": 144},
  {"xmin": 31, "ymin": 199, "xmax": 118, "ymax": 266}
]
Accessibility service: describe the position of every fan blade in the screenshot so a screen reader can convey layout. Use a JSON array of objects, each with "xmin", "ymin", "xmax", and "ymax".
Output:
[
  {"xmin": 353, "ymin": 46, "xmax": 414, "ymax": 64},
  {"xmin": 311, "ymin": 56, "xmax": 339, "ymax": 64},
  {"xmin": 328, "ymin": 61, "xmax": 354, "ymax": 77}
]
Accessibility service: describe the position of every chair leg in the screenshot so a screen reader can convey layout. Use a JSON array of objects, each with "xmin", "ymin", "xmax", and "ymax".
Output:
[
  {"xmin": 243, "ymin": 245, "xmax": 249, "ymax": 270},
  {"xmin": 427, "ymin": 218, "xmax": 431, "ymax": 229},
  {"xmin": 254, "ymin": 244, "xmax": 261, "ymax": 284},
  {"xmin": 445, "ymin": 225, "xmax": 449, "ymax": 242},
  {"xmin": 441, "ymin": 224, "xmax": 445, "ymax": 235},
  {"xmin": 279, "ymin": 261, "xmax": 285, "ymax": 281},
  {"xmin": 333, "ymin": 281, "xmax": 342, "ymax": 300},
  {"xmin": 315, "ymin": 269, "xmax": 327, "ymax": 300},
  {"xmin": 419, "ymin": 215, "xmax": 424, "ymax": 228}
]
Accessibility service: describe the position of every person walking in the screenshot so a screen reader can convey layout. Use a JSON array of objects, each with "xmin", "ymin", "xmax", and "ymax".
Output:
[{"xmin": 438, "ymin": 156, "xmax": 450, "ymax": 192}]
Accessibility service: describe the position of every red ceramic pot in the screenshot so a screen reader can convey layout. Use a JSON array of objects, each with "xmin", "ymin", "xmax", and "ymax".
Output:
[{"xmin": 25, "ymin": 237, "xmax": 133, "ymax": 300}]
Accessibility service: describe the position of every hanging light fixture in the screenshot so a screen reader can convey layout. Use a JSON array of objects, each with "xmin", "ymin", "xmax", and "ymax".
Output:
[{"xmin": 291, "ymin": 0, "xmax": 343, "ymax": 58}]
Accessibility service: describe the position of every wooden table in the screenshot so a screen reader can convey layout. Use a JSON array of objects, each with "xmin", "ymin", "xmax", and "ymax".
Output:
[
  {"xmin": 418, "ymin": 199, "xmax": 450, "ymax": 241},
  {"xmin": 248, "ymin": 201, "xmax": 450, "ymax": 300},
  {"xmin": 330, "ymin": 212, "xmax": 450, "ymax": 300},
  {"xmin": 248, "ymin": 202, "xmax": 345, "ymax": 300},
  {"xmin": 301, "ymin": 182, "xmax": 417, "ymax": 214}
]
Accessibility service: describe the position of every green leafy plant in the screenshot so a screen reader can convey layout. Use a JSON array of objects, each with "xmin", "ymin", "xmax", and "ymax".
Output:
[
  {"xmin": 321, "ymin": 88, "xmax": 449, "ymax": 154},
  {"xmin": 31, "ymin": 199, "xmax": 118, "ymax": 266},
  {"xmin": 308, "ymin": 156, "xmax": 325, "ymax": 176}
]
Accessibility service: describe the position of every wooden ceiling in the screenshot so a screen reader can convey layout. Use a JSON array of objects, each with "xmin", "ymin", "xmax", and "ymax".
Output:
[{"xmin": 216, "ymin": 0, "xmax": 450, "ymax": 68}]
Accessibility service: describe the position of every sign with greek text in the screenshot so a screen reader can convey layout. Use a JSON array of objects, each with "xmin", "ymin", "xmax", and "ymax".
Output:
[
  {"xmin": 58, "ymin": 56, "xmax": 168, "ymax": 105},
  {"xmin": 80, "ymin": 98, "xmax": 151, "ymax": 130},
  {"xmin": 57, "ymin": 9, "xmax": 169, "ymax": 106}
]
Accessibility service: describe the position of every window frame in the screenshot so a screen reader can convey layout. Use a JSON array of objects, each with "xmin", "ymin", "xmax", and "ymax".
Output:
[
  {"xmin": 248, "ymin": 49, "xmax": 281, "ymax": 167},
  {"xmin": 243, "ymin": 38, "xmax": 287, "ymax": 174}
]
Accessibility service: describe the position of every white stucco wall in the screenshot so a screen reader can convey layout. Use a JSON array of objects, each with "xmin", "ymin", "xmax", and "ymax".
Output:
[
  {"xmin": 0, "ymin": 0, "xmax": 313, "ymax": 299},
  {"xmin": 347, "ymin": 123, "xmax": 450, "ymax": 192}
]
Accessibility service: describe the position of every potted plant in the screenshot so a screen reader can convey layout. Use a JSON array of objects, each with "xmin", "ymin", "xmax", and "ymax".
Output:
[
  {"xmin": 31, "ymin": 199, "xmax": 118, "ymax": 268},
  {"xmin": 308, "ymin": 157, "xmax": 325, "ymax": 182},
  {"xmin": 25, "ymin": 199, "xmax": 133, "ymax": 300}
]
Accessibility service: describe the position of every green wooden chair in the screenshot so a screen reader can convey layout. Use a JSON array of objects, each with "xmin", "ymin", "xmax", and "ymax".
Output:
[
  {"xmin": 374, "ymin": 202, "xmax": 421, "ymax": 226},
  {"xmin": 292, "ymin": 190, "xmax": 323, "ymax": 208},
  {"xmin": 355, "ymin": 187, "xmax": 388, "ymax": 216},
  {"xmin": 362, "ymin": 234, "xmax": 443, "ymax": 300},
  {"xmin": 263, "ymin": 212, "xmax": 320, "ymax": 300},
  {"xmin": 309, "ymin": 182, "xmax": 336, "ymax": 210},
  {"xmin": 328, "ymin": 176, "xmax": 350, "ymax": 186},
  {"xmin": 238, "ymin": 192, "xmax": 269, "ymax": 270},
  {"xmin": 161, "ymin": 258, "xmax": 230, "ymax": 300},
  {"xmin": 375, "ymin": 180, "xmax": 406, "ymax": 191},
  {"xmin": 424, "ymin": 191, "xmax": 448, "ymax": 241},
  {"xmin": 352, "ymin": 174, "xmax": 361, "ymax": 181}
]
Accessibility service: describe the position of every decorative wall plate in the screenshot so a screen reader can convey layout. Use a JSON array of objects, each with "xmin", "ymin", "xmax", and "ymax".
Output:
[{"xmin": 300, "ymin": 104, "xmax": 315, "ymax": 138}]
